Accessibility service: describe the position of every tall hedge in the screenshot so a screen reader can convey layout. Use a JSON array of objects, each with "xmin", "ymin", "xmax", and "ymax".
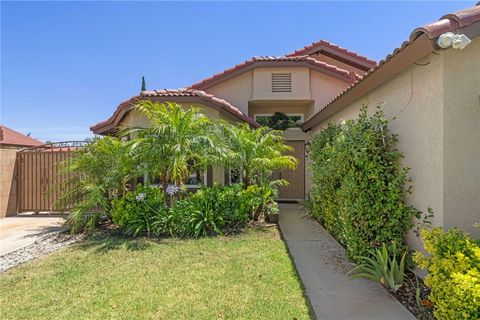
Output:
[{"xmin": 310, "ymin": 107, "xmax": 419, "ymax": 259}]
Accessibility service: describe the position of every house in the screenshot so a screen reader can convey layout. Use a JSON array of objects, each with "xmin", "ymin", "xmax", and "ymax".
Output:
[
  {"xmin": 0, "ymin": 125, "xmax": 43, "ymax": 218},
  {"xmin": 91, "ymin": 4, "xmax": 480, "ymax": 247},
  {"xmin": 91, "ymin": 42, "xmax": 376, "ymax": 199},
  {"xmin": 301, "ymin": 4, "xmax": 480, "ymax": 250}
]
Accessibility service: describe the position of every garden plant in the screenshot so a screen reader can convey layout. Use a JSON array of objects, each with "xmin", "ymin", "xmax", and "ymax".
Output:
[
  {"xmin": 309, "ymin": 106, "xmax": 419, "ymax": 260},
  {"xmin": 58, "ymin": 101, "xmax": 297, "ymax": 236}
]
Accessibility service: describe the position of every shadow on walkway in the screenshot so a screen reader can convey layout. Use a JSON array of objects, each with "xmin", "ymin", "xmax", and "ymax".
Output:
[{"xmin": 279, "ymin": 203, "xmax": 415, "ymax": 320}]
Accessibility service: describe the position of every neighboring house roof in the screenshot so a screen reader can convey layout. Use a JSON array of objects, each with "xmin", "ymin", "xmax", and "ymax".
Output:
[
  {"xmin": 301, "ymin": 4, "xmax": 480, "ymax": 131},
  {"xmin": 0, "ymin": 125, "xmax": 43, "ymax": 147},
  {"xmin": 190, "ymin": 55, "xmax": 360, "ymax": 90},
  {"xmin": 286, "ymin": 40, "xmax": 377, "ymax": 72},
  {"xmin": 90, "ymin": 89, "xmax": 259, "ymax": 135}
]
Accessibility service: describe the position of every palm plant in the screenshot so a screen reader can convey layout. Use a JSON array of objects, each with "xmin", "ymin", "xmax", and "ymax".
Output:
[
  {"xmin": 222, "ymin": 123, "xmax": 298, "ymax": 186},
  {"xmin": 56, "ymin": 136, "xmax": 136, "ymax": 232},
  {"xmin": 128, "ymin": 101, "xmax": 223, "ymax": 198}
]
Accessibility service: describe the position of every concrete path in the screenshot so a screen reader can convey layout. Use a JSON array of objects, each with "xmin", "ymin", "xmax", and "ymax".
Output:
[
  {"xmin": 279, "ymin": 203, "xmax": 415, "ymax": 320},
  {"xmin": 0, "ymin": 215, "xmax": 66, "ymax": 255}
]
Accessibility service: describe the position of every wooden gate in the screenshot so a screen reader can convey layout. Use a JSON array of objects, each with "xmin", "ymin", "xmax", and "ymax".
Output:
[{"xmin": 16, "ymin": 142, "xmax": 86, "ymax": 213}]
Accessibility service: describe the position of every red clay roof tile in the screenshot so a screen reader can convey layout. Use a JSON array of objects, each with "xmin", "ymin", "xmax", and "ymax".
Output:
[
  {"xmin": 189, "ymin": 55, "xmax": 359, "ymax": 90},
  {"xmin": 0, "ymin": 125, "xmax": 43, "ymax": 147},
  {"xmin": 286, "ymin": 40, "xmax": 377, "ymax": 71},
  {"xmin": 302, "ymin": 4, "xmax": 480, "ymax": 131},
  {"xmin": 90, "ymin": 89, "xmax": 258, "ymax": 134}
]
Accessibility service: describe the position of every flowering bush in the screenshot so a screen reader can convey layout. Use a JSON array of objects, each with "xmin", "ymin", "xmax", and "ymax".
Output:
[
  {"xmin": 414, "ymin": 227, "xmax": 480, "ymax": 320},
  {"xmin": 111, "ymin": 183, "xmax": 278, "ymax": 238},
  {"xmin": 111, "ymin": 185, "xmax": 167, "ymax": 236}
]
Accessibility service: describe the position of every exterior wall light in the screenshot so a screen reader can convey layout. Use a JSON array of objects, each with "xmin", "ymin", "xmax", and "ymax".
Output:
[{"xmin": 437, "ymin": 32, "xmax": 472, "ymax": 50}]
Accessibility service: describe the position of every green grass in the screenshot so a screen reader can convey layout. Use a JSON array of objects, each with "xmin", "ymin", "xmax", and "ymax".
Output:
[{"xmin": 0, "ymin": 227, "xmax": 312, "ymax": 319}]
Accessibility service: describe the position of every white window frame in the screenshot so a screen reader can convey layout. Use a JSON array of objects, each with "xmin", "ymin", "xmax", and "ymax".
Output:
[
  {"xmin": 147, "ymin": 171, "xmax": 207, "ymax": 189},
  {"xmin": 254, "ymin": 113, "xmax": 305, "ymax": 130}
]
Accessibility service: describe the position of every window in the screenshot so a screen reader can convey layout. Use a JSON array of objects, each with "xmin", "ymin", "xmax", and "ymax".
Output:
[
  {"xmin": 271, "ymin": 73, "xmax": 292, "ymax": 93},
  {"xmin": 228, "ymin": 168, "xmax": 242, "ymax": 184},
  {"xmin": 185, "ymin": 169, "xmax": 207, "ymax": 189},
  {"xmin": 255, "ymin": 113, "xmax": 304, "ymax": 130}
]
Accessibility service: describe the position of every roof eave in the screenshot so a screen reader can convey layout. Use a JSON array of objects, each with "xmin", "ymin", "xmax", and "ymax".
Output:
[
  {"xmin": 190, "ymin": 59, "xmax": 356, "ymax": 91},
  {"xmin": 301, "ymin": 34, "xmax": 434, "ymax": 131},
  {"xmin": 90, "ymin": 94, "xmax": 259, "ymax": 135}
]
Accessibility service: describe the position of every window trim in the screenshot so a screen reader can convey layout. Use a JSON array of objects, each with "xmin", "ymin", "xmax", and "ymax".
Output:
[
  {"xmin": 146, "ymin": 171, "xmax": 208, "ymax": 189},
  {"xmin": 254, "ymin": 113, "xmax": 305, "ymax": 130}
]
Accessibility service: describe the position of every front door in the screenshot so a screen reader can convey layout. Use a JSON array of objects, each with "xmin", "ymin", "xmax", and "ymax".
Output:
[{"xmin": 277, "ymin": 140, "xmax": 305, "ymax": 199}]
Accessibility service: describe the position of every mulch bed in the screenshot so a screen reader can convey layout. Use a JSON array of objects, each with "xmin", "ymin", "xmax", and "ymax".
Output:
[{"xmin": 390, "ymin": 272, "xmax": 434, "ymax": 320}]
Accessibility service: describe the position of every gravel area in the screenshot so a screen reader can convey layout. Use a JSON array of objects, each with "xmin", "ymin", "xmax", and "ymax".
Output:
[{"xmin": 0, "ymin": 232, "xmax": 83, "ymax": 273}]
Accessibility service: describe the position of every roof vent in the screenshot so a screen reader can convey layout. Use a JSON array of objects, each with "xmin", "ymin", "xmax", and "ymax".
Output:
[{"xmin": 272, "ymin": 73, "xmax": 292, "ymax": 93}]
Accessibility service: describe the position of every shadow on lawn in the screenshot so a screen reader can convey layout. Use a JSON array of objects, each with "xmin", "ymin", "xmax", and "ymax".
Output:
[{"xmin": 75, "ymin": 230, "xmax": 159, "ymax": 254}]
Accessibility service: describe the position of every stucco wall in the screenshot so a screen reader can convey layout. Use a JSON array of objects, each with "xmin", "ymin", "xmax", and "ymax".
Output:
[
  {"xmin": 207, "ymin": 71, "xmax": 253, "ymax": 114},
  {"xmin": 0, "ymin": 147, "xmax": 18, "ymax": 218},
  {"xmin": 442, "ymin": 39, "xmax": 480, "ymax": 237},
  {"xmin": 253, "ymin": 67, "xmax": 311, "ymax": 100},
  {"xmin": 309, "ymin": 51, "xmax": 445, "ymax": 251},
  {"xmin": 208, "ymin": 68, "xmax": 349, "ymax": 124},
  {"xmin": 308, "ymin": 38, "xmax": 480, "ymax": 248},
  {"xmin": 310, "ymin": 70, "xmax": 352, "ymax": 113}
]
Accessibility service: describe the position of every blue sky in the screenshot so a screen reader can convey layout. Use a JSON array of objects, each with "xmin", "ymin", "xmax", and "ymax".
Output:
[{"xmin": 1, "ymin": 1, "xmax": 474, "ymax": 142}]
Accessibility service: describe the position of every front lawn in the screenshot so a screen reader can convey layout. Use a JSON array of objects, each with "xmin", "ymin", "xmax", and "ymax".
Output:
[{"xmin": 0, "ymin": 227, "xmax": 312, "ymax": 319}]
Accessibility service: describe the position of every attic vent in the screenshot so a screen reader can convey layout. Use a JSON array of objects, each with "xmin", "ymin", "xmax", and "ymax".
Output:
[{"xmin": 271, "ymin": 73, "xmax": 292, "ymax": 93}]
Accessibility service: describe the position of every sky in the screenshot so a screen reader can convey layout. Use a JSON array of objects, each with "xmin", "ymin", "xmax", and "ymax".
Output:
[{"xmin": 1, "ymin": 1, "xmax": 475, "ymax": 142}]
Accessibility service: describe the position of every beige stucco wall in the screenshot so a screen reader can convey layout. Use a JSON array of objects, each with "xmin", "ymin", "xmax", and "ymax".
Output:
[
  {"xmin": 208, "ymin": 68, "xmax": 349, "ymax": 125},
  {"xmin": 0, "ymin": 147, "xmax": 18, "ymax": 218},
  {"xmin": 308, "ymin": 38, "xmax": 480, "ymax": 249},
  {"xmin": 253, "ymin": 67, "xmax": 311, "ymax": 100},
  {"xmin": 310, "ymin": 70, "xmax": 352, "ymax": 112},
  {"xmin": 207, "ymin": 71, "xmax": 253, "ymax": 114},
  {"xmin": 442, "ymin": 39, "xmax": 480, "ymax": 236}
]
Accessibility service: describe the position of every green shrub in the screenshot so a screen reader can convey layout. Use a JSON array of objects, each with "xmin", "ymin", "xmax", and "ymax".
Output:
[
  {"xmin": 166, "ymin": 184, "xmax": 253, "ymax": 238},
  {"xmin": 111, "ymin": 183, "xmax": 280, "ymax": 239},
  {"xmin": 310, "ymin": 107, "xmax": 419, "ymax": 259},
  {"xmin": 350, "ymin": 243, "xmax": 407, "ymax": 292},
  {"xmin": 414, "ymin": 228, "xmax": 480, "ymax": 320},
  {"xmin": 111, "ymin": 185, "xmax": 167, "ymax": 236}
]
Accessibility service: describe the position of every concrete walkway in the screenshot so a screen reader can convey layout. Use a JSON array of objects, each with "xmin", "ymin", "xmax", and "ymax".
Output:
[
  {"xmin": 279, "ymin": 203, "xmax": 415, "ymax": 320},
  {"xmin": 0, "ymin": 215, "xmax": 66, "ymax": 255}
]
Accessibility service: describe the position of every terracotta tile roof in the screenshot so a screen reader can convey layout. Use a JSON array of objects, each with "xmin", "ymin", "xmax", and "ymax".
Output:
[
  {"xmin": 302, "ymin": 4, "xmax": 480, "ymax": 131},
  {"xmin": 411, "ymin": 4, "xmax": 480, "ymax": 40},
  {"xmin": 286, "ymin": 40, "xmax": 377, "ymax": 71},
  {"xmin": 90, "ymin": 89, "xmax": 258, "ymax": 134},
  {"xmin": 0, "ymin": 125, "xmax": 43, "ymax": 147},
  {"xmin": 190, "ymin": 55, "xmax": 360, "ymax": 90}
]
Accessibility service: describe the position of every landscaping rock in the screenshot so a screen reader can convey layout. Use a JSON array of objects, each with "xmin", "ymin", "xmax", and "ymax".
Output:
[{"xmin": 0, "ymin": 232, "xmax": 83, "ymax": 272}]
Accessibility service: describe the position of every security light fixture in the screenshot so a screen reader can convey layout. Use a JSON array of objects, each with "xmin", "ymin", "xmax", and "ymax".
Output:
[{"xmin": 437, "ymin": 32, "xmax": 471, "ymax": 50}]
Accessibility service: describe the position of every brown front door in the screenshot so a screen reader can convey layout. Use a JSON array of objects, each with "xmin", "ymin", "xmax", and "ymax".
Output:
[{"xmin": 277, "ymin": 140, "xmax": 305, "ymax": 199}]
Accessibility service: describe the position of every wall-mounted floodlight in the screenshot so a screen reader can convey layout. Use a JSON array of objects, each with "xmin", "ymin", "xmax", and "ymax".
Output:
[{"xmin": 437, "ymin": 32, "xmax": 471, "ymax": 50}]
